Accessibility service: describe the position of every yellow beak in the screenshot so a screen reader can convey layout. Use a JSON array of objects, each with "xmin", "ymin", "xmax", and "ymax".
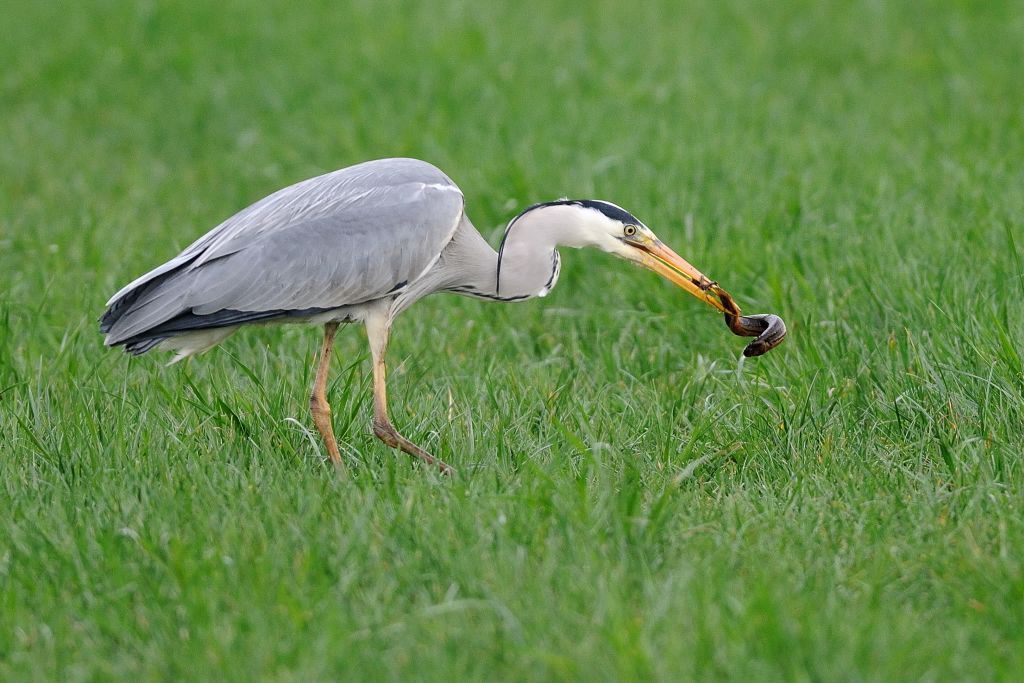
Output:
[{"xmin": 630, "ymin": 238, "xmax": 735, "ymax": 315}]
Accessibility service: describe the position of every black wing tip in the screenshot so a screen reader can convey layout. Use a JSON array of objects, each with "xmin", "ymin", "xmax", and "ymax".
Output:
[
  {"xmin": 123, "ymin": 337, "xmax": 165, "ymax": 355},
  {"xmin": 100, "ymin": 332, "xmax": 165, "ymax": 356},
  {"xmin": 98, "ymin": 298, "xmax": 126, "ymax": 333},
  {"xmin": 104, "ymin": 305, "xmax": 339, "ymax": 355},
  {"xmin": 99, "ymin": 312, "xmax": 115, "ymax": 334}
]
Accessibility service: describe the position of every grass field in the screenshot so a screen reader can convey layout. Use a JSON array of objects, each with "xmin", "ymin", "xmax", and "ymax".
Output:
[{"xmin": 3, "ymin": 0, "xmax": 1023, "ymax": 679}]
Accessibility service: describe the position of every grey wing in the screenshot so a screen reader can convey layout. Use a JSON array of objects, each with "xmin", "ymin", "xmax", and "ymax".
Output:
[{"xmin": 102, "ymin": 158, "xmax": 464, "ymax": 345}]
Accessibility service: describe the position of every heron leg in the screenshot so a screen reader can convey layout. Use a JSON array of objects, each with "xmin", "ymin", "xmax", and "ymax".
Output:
[
  {"xmin": 365, "ymin": 313, "xmax": 454, "ymax": 476},
  {"xmin": 310, "ymin": 322, "xmax": 346, "ymax": 468}
]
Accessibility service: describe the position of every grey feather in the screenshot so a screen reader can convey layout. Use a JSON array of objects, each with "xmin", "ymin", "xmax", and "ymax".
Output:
[{"xmin": 103, "ymin": 158, "xmax": 465, "ymax": 344}]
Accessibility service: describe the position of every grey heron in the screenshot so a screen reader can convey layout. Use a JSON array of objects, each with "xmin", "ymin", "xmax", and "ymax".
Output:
[{"xmin": 101, "ymin": 157, "xmax": 784, "ymax": 474}]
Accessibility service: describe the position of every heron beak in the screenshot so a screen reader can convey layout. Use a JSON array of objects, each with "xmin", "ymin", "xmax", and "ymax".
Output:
[{"xmin": 629, "ymin": 237, "xmax": 731, "ymax": 314}]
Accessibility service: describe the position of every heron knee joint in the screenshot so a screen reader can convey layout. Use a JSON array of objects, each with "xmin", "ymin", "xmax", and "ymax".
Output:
[
  {"xmin": 372, "ymin": 419, "xmax": 399, "ymax": 447},
  {"xmin": 310, "ymin": 395, "xmax": 331, "ymax": 414}
]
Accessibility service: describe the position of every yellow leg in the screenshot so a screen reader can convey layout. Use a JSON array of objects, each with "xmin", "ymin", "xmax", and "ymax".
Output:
[
  {"xmin": 365, "ymin": 313, "xmax": 453, "ymax": 476},
  {"xmin": 310, "ymin": 322, "xmax": 345, "ymax": 468}
]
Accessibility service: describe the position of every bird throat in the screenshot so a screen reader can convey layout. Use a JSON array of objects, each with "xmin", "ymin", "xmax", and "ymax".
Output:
[{"xmin": 495, "ymin": 240, "xmax": 561, "ymax": 301}]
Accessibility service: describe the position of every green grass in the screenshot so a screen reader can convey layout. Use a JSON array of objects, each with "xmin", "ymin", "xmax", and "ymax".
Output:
[{"xmin": 3, "ymin": 0, "xmax": 1023, "ymax": 679}]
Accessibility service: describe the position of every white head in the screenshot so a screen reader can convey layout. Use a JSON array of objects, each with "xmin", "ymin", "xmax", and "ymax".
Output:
[{"xmin": 497, "ymin": 199, "xmax": 732, "ymax": 312}]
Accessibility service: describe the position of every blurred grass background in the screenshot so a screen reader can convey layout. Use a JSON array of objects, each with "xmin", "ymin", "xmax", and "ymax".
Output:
[{"xmin": 2, "ymin": 0, "xmax": 1023, "ymax": 679}]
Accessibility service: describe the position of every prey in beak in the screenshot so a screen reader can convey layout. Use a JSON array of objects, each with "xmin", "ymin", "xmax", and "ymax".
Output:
[{"xmin": 619, "ymin": 225, "xmax": 787, "ymax": 356}]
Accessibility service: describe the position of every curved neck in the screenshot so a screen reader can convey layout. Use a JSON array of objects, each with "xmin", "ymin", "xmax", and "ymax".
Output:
[
  {"xmin": 495, "ymin": 223, "xmax": 561, "ymax": 300},
  {"xmin": 444, "ymin": 205, "xmax": 601, "ymax": 302},
  {"xmin": 495, "ymin": 203, "xmax": 611, "ymax": 299}
]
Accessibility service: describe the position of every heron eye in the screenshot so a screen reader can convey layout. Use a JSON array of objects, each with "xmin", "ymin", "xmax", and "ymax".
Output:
[{"xmin": 624, "ymin": 225, "xmax": 637, "ymax": 237}]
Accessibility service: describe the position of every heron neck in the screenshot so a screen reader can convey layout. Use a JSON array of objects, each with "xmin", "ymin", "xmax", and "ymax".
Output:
[
  {"xmin": 443, "ymin": 212, "xmax": 562, "ymax": 302},
  {"xmin": 493, "ymin": 230, "xmax": 560, "ymax": 300}
]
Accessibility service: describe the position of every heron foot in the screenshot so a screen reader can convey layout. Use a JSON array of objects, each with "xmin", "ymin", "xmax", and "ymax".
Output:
[{"xmin": 372, "ymin": 418, "xmax": 454, "ymax": 476}]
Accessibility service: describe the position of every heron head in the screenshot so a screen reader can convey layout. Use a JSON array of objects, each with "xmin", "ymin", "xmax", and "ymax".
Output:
[{"xmin": 545, "ymin": 199, "xmax": 733, "ymax": 314}]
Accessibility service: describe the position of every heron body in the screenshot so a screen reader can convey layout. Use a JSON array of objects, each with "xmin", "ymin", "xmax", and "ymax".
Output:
[{"xmin": 102, "ymin": 157, "xmax": 750, "ymax": 473}]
